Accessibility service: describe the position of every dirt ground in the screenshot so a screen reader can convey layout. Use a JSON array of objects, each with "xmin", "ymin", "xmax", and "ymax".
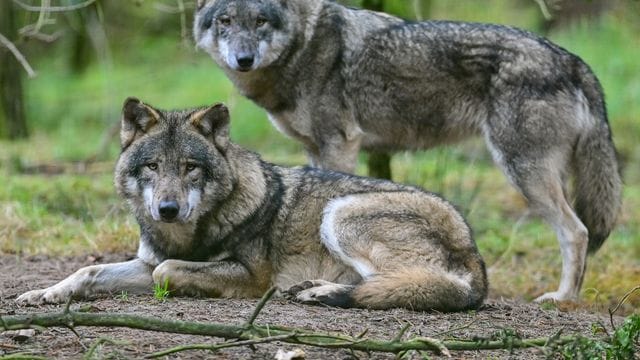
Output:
[{"xmin": 0, "ymin": 254, "xmax": 629, "ymax": 359}]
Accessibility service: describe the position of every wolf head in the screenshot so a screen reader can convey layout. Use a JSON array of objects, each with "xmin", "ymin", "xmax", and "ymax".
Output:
[
  {"xmin": 115, "ymin": 98, "xmax": 234, "ymax": 224},
  {"xmin": 194, "ymin": 0, "xmax": 300, "ymax": 72}
]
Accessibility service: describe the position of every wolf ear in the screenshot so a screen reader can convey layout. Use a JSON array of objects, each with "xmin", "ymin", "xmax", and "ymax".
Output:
[
  {"xmin": 121, "ymin": 97, "xmax": 160, "ymax": 150},
  {"xmin": 190, "ymin": 103, "xmax": 230, "ymax": 153}
]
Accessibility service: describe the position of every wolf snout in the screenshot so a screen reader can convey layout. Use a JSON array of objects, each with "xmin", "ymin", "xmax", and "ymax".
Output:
[
  {"xmin": 235, "ymin": 53, "xmax": 255, "ymax": 71},
  {"xmin": 159, "ymin": 200, "xmax": 180, "ymax": 222}
]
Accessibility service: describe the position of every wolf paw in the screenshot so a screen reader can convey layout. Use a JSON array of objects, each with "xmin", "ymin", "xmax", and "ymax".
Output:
[
  {"xmin": 534, "ymin": 291, "xmax": 576, "ymax": 303},
  {"xmin": 151, "ymin": 260, "xmax": 176, "ymax": 286},
  {"xmin": 16, "ymin": 288, "xmax": 71, "ymax": 306},
  {"xmin": 286, "ymin": 280, "xmax": 354, "ymax": 308}
]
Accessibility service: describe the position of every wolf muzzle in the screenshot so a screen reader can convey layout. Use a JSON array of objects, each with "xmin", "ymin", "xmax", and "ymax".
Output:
[
  {"xmin": 159, "ymin": 200, "xmax": 180, "ymax": 222},
  {"xmin": 235, "ymin": 52, "xmax": 255, "ymax": 72}
]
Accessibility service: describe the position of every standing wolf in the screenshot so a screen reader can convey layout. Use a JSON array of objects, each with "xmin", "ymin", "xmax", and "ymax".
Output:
[
  {"xmin": 17, "ymin": 98, "xmax": 487, "ymax": 312},
  {"xmin": 193, "ymin": 0, "xmax": 622, "ymax": 302}
]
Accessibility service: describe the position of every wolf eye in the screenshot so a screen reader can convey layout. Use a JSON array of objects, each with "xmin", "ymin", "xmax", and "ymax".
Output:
[
  {"xmin": 147, "ymin": 163, "xmax": 158, "ymax": 171},
  {"xmin": 186, "ymin": 163, "xmax": 197, "ymax": 172},
  {"xmin": 218, "ymin": 16, "xmax": 231, "ymax": 26},
  {"xmin": 256, "ymin": 17, "xmax": 267, "ymax": 27}
]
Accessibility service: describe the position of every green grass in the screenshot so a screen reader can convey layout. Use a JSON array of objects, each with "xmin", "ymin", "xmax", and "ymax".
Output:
[
  {"xmin": 1, "ymin": 3, "xmax": 638, "ymax": 314},
  {"xmin": 154, "ymin": 278, "xmax": 171, "ymax": 302}
]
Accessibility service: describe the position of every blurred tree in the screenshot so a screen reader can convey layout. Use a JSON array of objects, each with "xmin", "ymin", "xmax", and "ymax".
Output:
[
  {"xmin": 66, "ymin": 1, "xmax": 105, "ymax": 73},
  {"xmin": 0, "ymin": 1, "xmax": 29, "ymax": 139},
  {"xmin": 362, "ymin": 0, "xmax": 384, "ymax": 11}
]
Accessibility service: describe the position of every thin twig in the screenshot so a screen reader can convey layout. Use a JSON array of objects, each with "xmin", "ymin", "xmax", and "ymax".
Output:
[
  {"xmin": 177, "ymin": 0, "xmax": 188, "ymax": 46},
  {"xmin": 356, "ymin": 328, "xmax": 369, "ymax": 339},
  {"xmin": 432, "ymin": 318, "xmax": 479, "ymax": 338},
  {"xmin": 393, "ymin": 323, "xmax": 412, "ymax": 342},
  {"xmin": 0, "ymin": 32, "xmax": 37, "ymax": 78},
  {"xmin": 22, "ymin": 30, "xmax": 63, "ymax": 42},
  {"xmin": 533, "ymin": 0, "xmax": 553, "ymax": 20},
  {"xmin": 544, "ymin": 327, "xmax": 563, "ymax": 348},
  {"xmin": 84, "ymin": 337, "xmax": 129, "ymax": 360},
  {"xmin": 246, "ymin": 286, "xmax": 278, "ymax": 326},
  {"xmin": 146, "ymin": 334, "xmax": 296, "ymax": 358},
  {"xmin": 32, "ymin": 0, "xmax": 51, "ymax": 36},
  {"xmin": 64, "ymin": 296, "xmax": 74, "ymax": 314},
  {"xmin": 13, "ymin": 0, "xmax": 98, "ymax": 12},
  {"xmin": 608, "ymin": 285, "xmax": 640, "ymax": 330}
]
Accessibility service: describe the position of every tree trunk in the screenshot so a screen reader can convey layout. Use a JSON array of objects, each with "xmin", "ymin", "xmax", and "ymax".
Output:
[
  {"xmin": 362, "ymin": 0, "xmax": 385, "ymax": 11},
  {"xmin": 0, "ymin": 1, "xmax": 29, "ymax": 139},
  {"xmin": 367, "ymin": 152, "xmax": 393, "ymax": 180},
  {"xmin": 67, "ymin": 2, "xmax": 104, "ymax": 74}
]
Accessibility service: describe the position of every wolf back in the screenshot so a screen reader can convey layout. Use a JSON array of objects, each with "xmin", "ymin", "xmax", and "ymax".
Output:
[{"xmin": 193, "ymin": 0, "xmax": 622, "ymax": 302}]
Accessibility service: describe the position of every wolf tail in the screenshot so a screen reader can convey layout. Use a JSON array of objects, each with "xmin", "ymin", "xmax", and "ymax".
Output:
[
  {"xmin": 351, "ymin": 256, "xmax": 488, "ymax": 312},
  {"xmin": 572, "ymin": 62, "xmax": 622, "ymax": 253}
]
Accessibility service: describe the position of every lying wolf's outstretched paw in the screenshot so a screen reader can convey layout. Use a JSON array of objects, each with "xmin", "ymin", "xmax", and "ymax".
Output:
[
  {"xmin": 286, "ymin": 280, "xmax": 355, "ymax": 308},
  {"xmin": 16, "ymin": 287, "xmax": 71, "ymax": 306}
]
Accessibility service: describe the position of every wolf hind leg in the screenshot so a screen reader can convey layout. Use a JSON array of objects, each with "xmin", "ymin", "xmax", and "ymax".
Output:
[
  {"xmin": 527, "ymin": 177, "xmax": 589, "ymax": 302},
  {"xmin": 286, "ymin": 269, "xmax": 477, "ymax": 311},
  {"xmin": 286, "ymin": 279, "xmax": 356, "ymax": 308},
  {"xmin": 487, "ymin": 140, "xmax": 588, "ymax": 301},
  {"xmin": 315, "ymin": 193, "xmax": 487, "ymax": 311}
]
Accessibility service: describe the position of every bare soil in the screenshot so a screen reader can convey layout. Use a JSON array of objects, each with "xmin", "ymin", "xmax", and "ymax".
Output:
[{"xmin": 0, "ymin": 254, "xmax": 627, "ymax": 359}]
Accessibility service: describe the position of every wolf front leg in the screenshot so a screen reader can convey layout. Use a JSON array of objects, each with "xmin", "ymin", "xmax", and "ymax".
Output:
[
  {"xmin": 305, "ymin": 112, "xmax": 363, "ymax": 173},
  {"xmin": 16, "ymin": 259, "xmax": 154, "ymax": 305},
  {"xmin": 152, "ymin": 259, "xmax": 269, "ymax": 298}
]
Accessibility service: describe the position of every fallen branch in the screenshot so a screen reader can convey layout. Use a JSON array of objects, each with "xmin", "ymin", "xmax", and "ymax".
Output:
[
  {"xmin": 0, "ymin": 288, "xmax": 615, "ymax": 357},
  {"xmin": 0, "ymin": 309, "xmax": 585, "ymax": 357}
]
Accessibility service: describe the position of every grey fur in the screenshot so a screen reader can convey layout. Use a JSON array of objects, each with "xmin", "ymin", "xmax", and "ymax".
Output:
[
  {"xmin": 193, "ymin": 0, "xmax": 622, "ymax": 301},
  {"xmin": 17, "ymin": 99, "xmax": 488, "ymax": 312}
]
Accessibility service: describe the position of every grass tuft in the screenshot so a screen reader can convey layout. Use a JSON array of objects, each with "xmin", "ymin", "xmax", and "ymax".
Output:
[{"xmin": 154, "ymin": 278, "xmax": 171, "ymax": 302}]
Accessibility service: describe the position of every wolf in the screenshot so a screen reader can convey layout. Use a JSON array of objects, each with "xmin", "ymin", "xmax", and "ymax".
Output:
[
  {"xmin": 16, "ymin": 98, "xmax": 488, "ymax": 312},
  {"xmin": 193, "ymin": 0, "xmax": 622, "ymax": 302}
]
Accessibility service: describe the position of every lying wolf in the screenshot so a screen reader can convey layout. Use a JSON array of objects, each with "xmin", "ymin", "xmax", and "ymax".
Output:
[
  {"xmin": 193, "ymin": 0, "xmax": 622, "ymax": 302},
  {"xmin": 17, "ymin": 98, "xmax": 488, "ymax": 312}
]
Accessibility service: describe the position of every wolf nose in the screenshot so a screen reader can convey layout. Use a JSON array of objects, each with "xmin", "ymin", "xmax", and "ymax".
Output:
[
  {"xmin": 159, "ymin": 201, "xmax": 180, "ymax": 221},
  {"xmin": 236, "ymin": 54, "xmax": 254, "ymax": 70}
]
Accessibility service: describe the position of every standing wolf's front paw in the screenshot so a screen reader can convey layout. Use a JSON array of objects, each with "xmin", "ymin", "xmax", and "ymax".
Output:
[
  {"xmin": 16, "ymin": 287, "xmax": 72, "ymax": 306},
  {"xmin": 534, "ymin": 291, "xmax": 577, "ymax": 303}
]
